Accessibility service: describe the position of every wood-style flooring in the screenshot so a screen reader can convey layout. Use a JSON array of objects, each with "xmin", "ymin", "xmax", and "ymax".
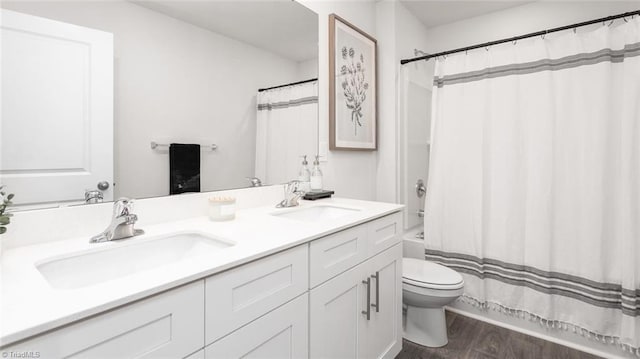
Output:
[{"xmin": 395, "ymin": 311, "xmax": 602, "ymax": 359}]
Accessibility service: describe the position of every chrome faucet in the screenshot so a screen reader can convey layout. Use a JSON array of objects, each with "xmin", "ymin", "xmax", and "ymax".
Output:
[
  {"xmin": 90, "ymin": 198, "xmax": 144, "ymax": 243},
  {"xmin": 276, "ymin": 180, "xmax": 305, "ymax": 208},
  {"xmin": 84, "ymin": 189, "xmax": 104, "ymax": 204},
  {"xmin": 246, "ymin": 176, "xmax": 263, "ymax": 187}
]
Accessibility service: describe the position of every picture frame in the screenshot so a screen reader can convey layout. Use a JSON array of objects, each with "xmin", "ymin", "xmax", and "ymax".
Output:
[{"xmin": 329, "ymin": 14, "xmax": 377, "ymax": 151}]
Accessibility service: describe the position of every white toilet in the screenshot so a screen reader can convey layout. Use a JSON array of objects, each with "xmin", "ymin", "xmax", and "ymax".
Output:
[{"xmin": 402, "ymin": 258, "xmax": 464, "ymax": 347}]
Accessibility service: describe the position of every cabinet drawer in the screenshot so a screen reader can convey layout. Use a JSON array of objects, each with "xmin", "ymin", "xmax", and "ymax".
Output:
[
  {"xmin": 205, "ymin": 294, "xmax": 308, "ymax": 359},
  {"xmin": 309, "ymin": 224, "xmax": 368, "ymax": 288},
  {"xmin": 205, "ymin": 244, "xmax": 308, "ymax": 344},
  {"xmin": 367, "ymin": 212, "xmax": 402, "ymax": 256},
  {"xmin": 3, "ymin": 281, "xmax": 204, "ymax": 359}
]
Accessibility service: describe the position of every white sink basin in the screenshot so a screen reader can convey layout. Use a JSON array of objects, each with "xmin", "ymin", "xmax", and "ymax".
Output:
[
  {"xmin": 36, "ymin": 232, "xmax": 234, "ymax": 289},
  {"xmin": 273, "ymin": 205, "xmax": 360, "ymax": 222}
]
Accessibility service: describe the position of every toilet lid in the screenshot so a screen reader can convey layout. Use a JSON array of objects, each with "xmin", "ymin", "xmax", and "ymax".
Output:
[{"xmin": 402, "ymin": 258, "xmax": 463, "ymax": 289}]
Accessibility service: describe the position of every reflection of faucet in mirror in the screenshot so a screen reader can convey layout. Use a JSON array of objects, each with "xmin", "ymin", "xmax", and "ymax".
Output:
[
  {"xmin": 246, "ymin": 177, "xmax": 262, "ymax": 187},
  {"xmin": 84, "ymin": 189, "xmax": 104, "ymax": 204},
  {"xmin": 90, "ymin": 198, "xmax": 144, "ymax": 243},
  {"xmin": 276, "ymin": 180, "xmax": 306, "ymax": 208}
]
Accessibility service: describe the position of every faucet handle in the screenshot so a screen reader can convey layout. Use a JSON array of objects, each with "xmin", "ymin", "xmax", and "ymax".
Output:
[{"xmin": 113, "ymin": 197, "xmax": 134, "ymax": 217}]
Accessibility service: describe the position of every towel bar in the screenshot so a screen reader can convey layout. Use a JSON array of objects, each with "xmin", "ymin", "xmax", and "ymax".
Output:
[{"xmin": 150, "ymin": 141, "xmax": 217, "ymax": 151}]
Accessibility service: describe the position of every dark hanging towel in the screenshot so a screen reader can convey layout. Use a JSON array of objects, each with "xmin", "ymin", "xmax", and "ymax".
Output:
[{"xmin": 170, "ymin": 143, "xmax": 201, "ymax": 195}]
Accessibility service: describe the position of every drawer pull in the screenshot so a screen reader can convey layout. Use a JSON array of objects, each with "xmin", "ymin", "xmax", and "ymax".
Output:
[
  {"xmin": 371, "ymin": 271, "xmax": 379, "ymax": 313},
  {"xmin": 362, "ymin": 278, "xmax": 371, "ymax": 320}
]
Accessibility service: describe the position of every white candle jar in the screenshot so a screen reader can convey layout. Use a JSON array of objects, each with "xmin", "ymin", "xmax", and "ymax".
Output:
[{"xmin": 208, "ymin": 197, "xmax": 236, "ymax": 221}]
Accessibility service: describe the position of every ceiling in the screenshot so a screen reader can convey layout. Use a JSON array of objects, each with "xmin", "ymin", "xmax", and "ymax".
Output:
[
  {"xmin": 133, "ymin": 1, "xmax": 318, "ymax": 63},
  {"xmin": 399, "ymin": 1, "xmax": 532, "ymax": 28}
]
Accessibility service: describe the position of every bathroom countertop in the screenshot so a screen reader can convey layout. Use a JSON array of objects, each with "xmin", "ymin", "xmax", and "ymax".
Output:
[{"xmin": 0, "ymin": 197, "xmax": 403, "ymax": 346}]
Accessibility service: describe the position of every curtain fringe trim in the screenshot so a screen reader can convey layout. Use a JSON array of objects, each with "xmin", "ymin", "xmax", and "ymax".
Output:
[{"xmin": 457, "ymin": 295, "xmax": 640, "ymax": 357}]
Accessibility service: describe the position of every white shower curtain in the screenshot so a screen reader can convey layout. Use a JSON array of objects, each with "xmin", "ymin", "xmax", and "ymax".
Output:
[
  {"xmin": 255, "ymin": 81, "xmax": 318, "ymax": 185},
  {"xmin": 425, "ymin": 18, "xmax": 640, "ymax": 354}
]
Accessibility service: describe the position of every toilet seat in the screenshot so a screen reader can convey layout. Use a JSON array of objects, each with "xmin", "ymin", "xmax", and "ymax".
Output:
[{"xmin": 402, "ymin": 258, "xmax": 464, "ymax": 291}]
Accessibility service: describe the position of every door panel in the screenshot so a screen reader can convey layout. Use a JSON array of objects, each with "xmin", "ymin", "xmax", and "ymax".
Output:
[
  {"xmin": 309, "ymin": 259, "xmax": 368, "ymax": 359},
  {"xmin": 1, "ymin": 9, "xmax": 113, "ymax": 206},
  {"xmin": 366, "ymin": 244, "xmax": 403, "ymax": 359}
]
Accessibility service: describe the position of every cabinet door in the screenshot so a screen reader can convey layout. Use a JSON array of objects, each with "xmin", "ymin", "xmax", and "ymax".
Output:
[
  {"xmin": 205, "ymin": 294, "xmax": 308, "ymax": 359},
  {"xmin": 309, "ymin": 260, "xmax": 369, "ymax": 359},
  {"xmin": 365, "ymin": 243, "xmax": 403, "ymax": 359},
  {"xmin": 3, "ymin": 281, "xmax": 204, "ymax": 359}
]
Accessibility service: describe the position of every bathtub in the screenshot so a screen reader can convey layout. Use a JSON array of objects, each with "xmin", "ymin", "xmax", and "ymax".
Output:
[{"xmin": 402, "ymin": 225, "xmax": 424, "ymax": 259}]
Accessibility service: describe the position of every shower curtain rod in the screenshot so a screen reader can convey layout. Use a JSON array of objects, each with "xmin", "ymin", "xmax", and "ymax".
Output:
[
  {"xmin": 400, "ymin": 10, "xmax": 640, "ymax": 65},
  {"xmin": 258, "ymin": 78, "xmax": 318, "ymax": 92}
]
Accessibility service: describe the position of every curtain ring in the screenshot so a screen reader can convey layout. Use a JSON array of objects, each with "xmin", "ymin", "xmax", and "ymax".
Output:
[
  {"xmin": 485, "ymin": 46, "xmax": 490, "ymax": 51},
  {"xmin": 512, "ymin": 39, "xmax": 517, "ymax": 45},
  {"xmin": 608, "ymin": 19, "xmax": 615, "ymax": 26},
  {"xmin": 573, "ymin": 27, "xmax": 577, "ymax": 34},
  {"xmin": 623, "ymin": 17, "xmax": 628, "ymax": 23}
]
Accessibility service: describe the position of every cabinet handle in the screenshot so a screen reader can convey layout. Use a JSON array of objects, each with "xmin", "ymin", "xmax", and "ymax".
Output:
[
  {"xmin": 362, "ymin": 278, "xmax": 371, "ymax": 320},
  {"xmin": 371, "ymin": 271, "xmax": 380, "ymax": 313}
]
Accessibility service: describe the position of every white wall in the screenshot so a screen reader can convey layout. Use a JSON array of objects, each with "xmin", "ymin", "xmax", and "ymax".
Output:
[
  {"xmin": 1, "ymin": 1, "xmax": 302, "ymax": 199},
  {"xmin": 298, "ymin": 1, "xmax": 379, "ymax": 201},
  {"xmin": 297, "ymin": 58, "xmax": 319, "ymax": 80}
]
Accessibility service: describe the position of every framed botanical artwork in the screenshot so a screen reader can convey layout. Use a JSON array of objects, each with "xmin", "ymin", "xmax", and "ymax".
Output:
[{"xmin": 329, "ymin": 14, "xmax": 377, "ymax": 151}]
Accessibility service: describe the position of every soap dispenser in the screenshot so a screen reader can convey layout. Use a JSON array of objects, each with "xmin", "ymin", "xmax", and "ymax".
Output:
[
  {"xmin": 310, "ymin": 155, "xmax": 323, "ymax": 192},
  {"xmin": 298, "ymin": 155, "xmax": 311, "ymax": 192}
]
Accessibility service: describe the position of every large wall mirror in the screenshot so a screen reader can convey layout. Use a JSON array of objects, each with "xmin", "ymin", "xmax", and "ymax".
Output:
[{"xmin": 1, "ymin": 0, "xmax": 318, "ymax": 209}]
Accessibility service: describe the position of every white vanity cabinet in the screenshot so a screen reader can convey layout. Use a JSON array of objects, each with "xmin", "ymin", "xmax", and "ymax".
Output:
[
  {"xmin": 1, "ymin": 210, "xmax": 403, "ymax": 359},
  {"xmin": 309, "ymin": 213, "xmax": 403, "ymax": 359}
]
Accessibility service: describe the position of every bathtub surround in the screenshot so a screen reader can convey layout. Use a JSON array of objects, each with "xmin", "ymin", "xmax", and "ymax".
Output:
[{"xmin": 424, "ymin": 16, "xmax": 640, "ymax": 355}]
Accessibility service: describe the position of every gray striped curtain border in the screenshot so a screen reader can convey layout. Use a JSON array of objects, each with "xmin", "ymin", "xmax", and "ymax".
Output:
[
  {"xmin": 433, "ymin": 42, "xmax": 640, "ymax": 88},
  {"xmin": 425, "ymin": 249, "xmax": 639, "ymax": 316},
  {"xmin": 257, "ymin": 96, "xmax": 318, "ymax": 111}
]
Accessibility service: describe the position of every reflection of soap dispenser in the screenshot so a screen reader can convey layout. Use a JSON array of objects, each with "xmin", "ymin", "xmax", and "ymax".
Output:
[
  {"xmin": 310, "ymin": 155, "xmax": 323, "ymax": 192},
  {"xmin": 298, "ymin": 155, "xmax": 311, "ymax": 192}
]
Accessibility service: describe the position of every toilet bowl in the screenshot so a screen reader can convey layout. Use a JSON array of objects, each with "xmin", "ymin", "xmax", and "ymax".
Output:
[{"xmin": 402, "ymin": 257, "xmax": 464, "ymax": 347}]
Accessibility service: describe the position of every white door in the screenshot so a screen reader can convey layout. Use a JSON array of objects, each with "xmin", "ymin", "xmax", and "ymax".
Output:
[
  {"xmin": 309, "ymin": 260, "xmax": 369, "ymax": 359},
  {"xmin": 365, "ymin": 244, "xmax": 403, "ymax": 359},
  {"xmin": 1, "ymin": 9, "xmax": 113, "ymax": 207}
]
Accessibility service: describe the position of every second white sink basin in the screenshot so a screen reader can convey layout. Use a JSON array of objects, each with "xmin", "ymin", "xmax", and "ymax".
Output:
[
  {"xmin": 273, "ymin": 205, "xmax": 360, "ymax": 222},
  {"xmin": 36, "ymin": 232, "xmax": 234, "ymax": 290}
]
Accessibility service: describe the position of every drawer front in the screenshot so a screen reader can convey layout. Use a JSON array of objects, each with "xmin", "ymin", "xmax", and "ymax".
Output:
[
  {"xmin": 205, "ymin": 293, "xmax": 308, "ymax": 359},
  {"xmin": 205, "ymin": 244, "xmax": 308, "ymax": 344},
  {"xmin": 309, "ymin": 224, "xmax": 368, "ymax": 288},
  {"xmin": 2, "ymin": 281, "xmax": 204, "ymax": 359},
  {"xmin": 367, "ymin": 212, "xmax": 402, "ymax": 256}
]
